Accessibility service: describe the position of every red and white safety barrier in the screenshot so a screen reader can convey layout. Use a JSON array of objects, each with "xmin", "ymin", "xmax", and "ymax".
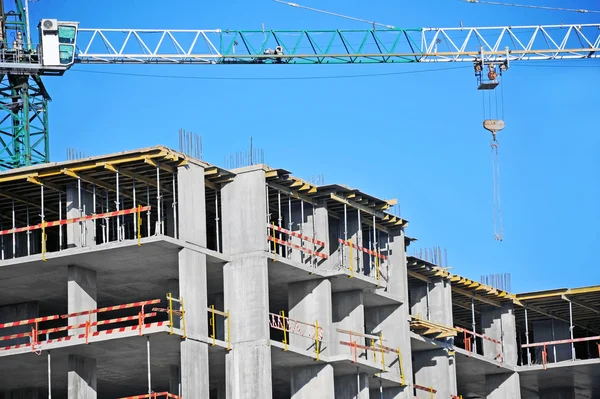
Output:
[
  {"xmin": 117, "ymin": 392, "xmax": 182, "ymax": 399},
  {"xmin": 0, "ymin": 206, "xmax": 151, "ymax": 236},
  {"xmin": 521, "ymin": 334, "xmax": 600, "ymax": 348},
  {"xmin": 455, "ymin": 327, "xmax": 501, "ymax": 345},
  {"xmin": 338, "ymin": 238, "xmax": 387, "ymax": 260},
  {"xmin": 267, "ymin": 224, "xmax": 325, "ymax": 247},
  {"xmin": 0, "ymin": 314, "xmax": 60, "ymax": 329},
  {"xmin": 60, "ymin": 299, "xmax": 161, "ymax": 319},
  {"xmin": 268, "ymin": 236, "xmax": 328, "ymax": 259},
  {"xmin": 269, "ymin": 313, "xmax": 323, "ymax": 341},
  {"xmin": 2, "ymin": 321, "xmax": 167, "ymax": 352}
]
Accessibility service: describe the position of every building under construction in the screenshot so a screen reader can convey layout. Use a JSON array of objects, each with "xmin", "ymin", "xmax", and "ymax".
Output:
[{"xmin": 0, "ymin": 145, "xmax": 597, "ymax": 399}]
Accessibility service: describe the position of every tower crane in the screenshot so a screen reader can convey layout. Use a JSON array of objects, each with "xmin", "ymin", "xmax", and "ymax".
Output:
[{"xmin": 0, "ymin": 0, "xmax": 598, "ymax": 170}]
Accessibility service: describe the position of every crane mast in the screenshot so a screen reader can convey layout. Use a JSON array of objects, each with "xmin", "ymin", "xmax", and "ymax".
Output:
[{"xmin": 0, "ymin": 0, "xmax": 598, "ymax": 170}]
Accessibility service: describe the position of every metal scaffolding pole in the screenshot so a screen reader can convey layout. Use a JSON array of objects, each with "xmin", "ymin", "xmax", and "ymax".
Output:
[
  {"xmin": 146, "ymin": 185, "xmax": 151, "ymax": 237},
  {"xmin": 105, "ymin": 190, "xmax": 109, "ymax": 243},
  {"xmin": 357, "ymin": 209, "xmax": 361, "ymax": 273},
  {"xmin": 311, "ymin": 204, "xmax": 316, "ymax": 268},
  {"xmin": 47, "ymin": 351, "xmax": 51, "ymax": 398},
  {"xmin": 58, "ymin": 192, "xmax": 62, "ymax": 250},
  {"xmin": 343, "ymin": 203, "xmax": 348, "ymax": 267},
  {"xmin": 26, "ymin": 204, "xmax": 30, "ymax": 255},
  {"xmin": 471, "ymin": 296, "xmax": 477, "ymax": 354},
  {"xmin": 133, "ymin": 179, "xmax": 137, "ymax": 239},
  {"xmin": 40, "ymin": 185, "xmax": 44, "ymax": 255},
  {"xmin": 172, "ymin": 173, "xmax": 178, "ymax": 239},
  {"xmin": 568, "ymin": 299, "xmax": 575, "ymax": 361},
  {"xmin": 147, "ymin": 336, "xmax": 152, "ymax": 394},
  {"xmin": 300, "ymin": 200, "xmax": 305, "ymax": 263},
  {"xmin": 116, "ymin": 169, "xmax": 121, "ymax": 241},
  {"xmin": 12, "ymin": 199, "xmax": 15, "ymax": 258},
  {"xmin": 288, "ymin": 194, "xmax": 292, "ymax": 258},
  {"xmin": 277, "ymin": 190, "xmax": 282, "ymax": 257},
  {"xmin": 92, "ymin": 184, "xmax": 96, "ymax": 244},
  {"xmin": 78, "ymin": 177, "xmax": 83, "ymax": 245},
  {"xmin": 156, "ymin": 166, "xmax": 162, "ymax": 235},
  {"xmin": 215, "ymin": 189, "xmax": 220, "ymax": 252},
  {"xmin": 525, "ymin": 306, "xmax": 531, "ymax": 365}
]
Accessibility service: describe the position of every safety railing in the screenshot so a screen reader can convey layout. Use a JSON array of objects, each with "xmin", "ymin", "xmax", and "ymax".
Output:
[
  {"xmin": 415, "ymin": 384, "xmax": 437, "ymax": 398},
  {"xmin": 337, "ymin": 328, "xmax": 405, "ymax": 384},
  {"xmin": 0, "ymin": 299, "xmax": 164, "ymax": 353},
  {"xmin": 337, "ymin": 238, "xmax": 387, "ymax": 285},
  {"xmin": 151, "ymin": 293, "xmax": 187, "ymax": 339},
  {"xmin": 410, "ymin": 316, "xmax": 457, "ymax": 339},
  {"xmin": 521, "ymin": 335, "xmax": 600, "ymax": 370},
  {"xmin": 117, "ymin": 393, "xmax": 182, "ymax": 399},
  {"xmin": 208, "ymin": 304, "xmax": 231, "ymax": 350},
  {"xmin": 0, "ymin": 205, "xmax": 150, "ymax": 261},
  {"xmin": 455, "ymin": 326, "xmax": 502, "ymax": 364},
  {"xmin": 267, "ymin": 223, "xmax": 328, "ymax": 264},
  {"xmin": 269, "ymin": 311, "xmax": 323, "ymax": 360}
]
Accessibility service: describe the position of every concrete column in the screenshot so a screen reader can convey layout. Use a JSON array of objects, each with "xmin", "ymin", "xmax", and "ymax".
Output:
[
  {"xmin": 332, "ymin": 290, "xmax": 364, "ymax": 356},
  {"xmin": 413, "ymin": 349, "xmax": 454, "ymax": 399},
  {"xmin": 66, "ymin": 184, "xmax": 95, "ymax": 248},
  {"xmin": 532, "ymin": 319, "xmax": 570, "ymax": 363},
  {"xmin": 409, "ymin": 281, "xmax": 429, "ymax": 320},
  {"xmin": 179, "ymin": 248, "xmax": 209, "ymax": 398},
  {"xmin": 485, "ymin": 372, "xmax": 521, "ymax": 399},
  {"xmin": 539, "ymin": 387, "xmax": 575, "ymax": 399},
  {"xmin": 288, "ymin": 279, "xmax": 334, "ymax": 397},
  {"xmin": 429, "ymin": 278, "xmax": 453, "ymax": 327},
  {"xmin": 68, "ymin": 354, "xmax": 96, "ymax": 399},
  {"xmin": 345, "ymin": 212, "xmax": 364, "ymax": 274},
  {"xmin": 481, "ymin": 304, "xmax": 518, "ymax": 365},
  {"xmin": 224, "ymin": 255, "xmax": 272, "ymax": 399},
  {"xmin": 0, "ymin": 302, "xmax": 38, "ymax": 348},
  {"xmin": 309, "ymin": 204, "xmax": 329, "ymax": 268},
  {"xmin": 221, "ymin": 168, "xmax": 267, "ymax": 256},
  {"xmin": 290, "ymin": 363, "xmax": 335, "ymax": 399},
  {"xmin": 177, "ymin": 163, "xmax": 206, "ymax": 246},
  {"xmin": 334, "ymin": 373, "xmax": 369, "ymax": 399},
  {"xmin": 169, "ymin": 365, "xmax": 181, "ymax": 396},
  {"xmin": 68, "ymin": 265, "xmax": 97, "ymax": 335},
  {"xmin": 365, "ymin": 305, "xmax": 412, "ymax": 396}
]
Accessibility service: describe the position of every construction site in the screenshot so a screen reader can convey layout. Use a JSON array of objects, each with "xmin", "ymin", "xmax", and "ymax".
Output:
[
  {"xmin": 0, "ymin": 0, "xmax": 598, "ymax": 398},
  {"xmin": 0, "ymin": 145, "xmax": 597, "ymax": 399}
]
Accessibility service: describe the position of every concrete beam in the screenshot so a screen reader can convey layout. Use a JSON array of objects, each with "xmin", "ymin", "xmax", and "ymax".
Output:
[{"xmin": 68, "ymin": 265, "xmax": 97, "ymax": 335}]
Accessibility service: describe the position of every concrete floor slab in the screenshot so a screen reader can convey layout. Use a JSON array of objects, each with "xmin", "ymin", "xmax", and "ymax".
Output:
[
  {"xmin": 518, "ymin": 358, "xmax": 600, "ymax": 399},
  {"xmin": 0, "ymin": 327, "xmax": 181, "ymax": 399},
  {"xmin": 0, "ymin": 237, "xmax": 226, "ymax": 315}
]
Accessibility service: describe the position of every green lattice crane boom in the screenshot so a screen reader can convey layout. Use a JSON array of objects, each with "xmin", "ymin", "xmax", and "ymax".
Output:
[{"xmin": 0, "ymin": 0, "xmax": 598, "ymax": 169}]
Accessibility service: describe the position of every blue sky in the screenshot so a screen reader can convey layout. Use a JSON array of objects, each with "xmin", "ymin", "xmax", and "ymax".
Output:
[{"xmin": 29, "ymin": 0, "xmax": 599, "ymax": 293}]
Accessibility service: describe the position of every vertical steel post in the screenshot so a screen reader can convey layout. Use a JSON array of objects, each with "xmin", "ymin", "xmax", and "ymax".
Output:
[
  {"xmin": 78, "ymin": 177, "xmax": 83, "ymax": 245},
  {"xmin": 92, "ymin": 184, "xmax": 96, "ymax": 244},
  {"xmin": 525, "ymin": 306, "xmax": 531, "ymax": 365},
  {"xmin": 0, "ymin": 220, "xmax": 4, "ymax": 260},
  {"xmin": 47, "ymin": 351, "xmax": 51, "ymax": 399},
  {"xmin": 568, "ymin": 299, "xmax": 575, "ymax": 361},
  {"xmin": 116, "ymin": 169, "xmax": 120, "ymax": 241},
  {"xmin": 426, "ymin": 281, "xmax": 431, "ymax": 321},
  {"xmin": 147, "ymin": 336, "xmax": 152, "ymax": 394},
  {"xmin": 215, "ymin": 189, "xmax": 220, "ymax": 252},
  {"xmin": 40, "ymin": 184, "xmax": 44, "ymax": 256},
  {"xmin": 551, "ymin": 318, "xmax": 557, "ymax": 362},
  {"xmin": 156, "ymin": 166, "xmax": 162, "ymax": 235},
  {"xmin": 133, "ymin": 179, "xmax": 137, "ymax": 238},
  {"xmin": 288, "ymin": 194, "xmax": 292, "ymax": 258},
  {"xmin": 172, "ymin": 173, "xmax": 178, "ymax": 239},
  {"xmin": 146, "ymin": 185, "xmax": 151, "ymax": 237},
  {"xmin": 300, "ymin": 200, "xmax": 305, "ymax": 263},
  {"xmin": 105, "ymin": 190, "xmax": 109, "ymax": 243},
  {"xmin": 26, "ymin": 204, "xmax": 30, "ymax": 255},
  {"xmin": 471, "ymin": 296, "xmax": 477, "ymax": 354},
  {"xmin": 277, "ymin": 190, "xmax": 282, "ymax": 257},
  {"xmin": 58, "ymin": 192, "xmax": 62, "ymax": 250},
  {"xmin": 356, "ymin": 367, "xmax": 360, "ymax": 398},
  {"xmin": 12, "ymin": 199, "xmax": 15, "ymax": 258},
  {"xmin": 343, "ymin": 204, "xmax": 348, "ymax": 268},
  {"xmin": 357, "ymin": 209, "xmax": 361, "ymax": 273},
  {"xmin": 312, "ymin": 204, "xmax": 316, "ymax": 268}
]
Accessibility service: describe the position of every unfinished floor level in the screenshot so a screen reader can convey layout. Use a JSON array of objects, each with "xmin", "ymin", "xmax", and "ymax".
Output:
[{"xmin": 0, "ymin": 145, "xmax": 597, "ymax": 399}]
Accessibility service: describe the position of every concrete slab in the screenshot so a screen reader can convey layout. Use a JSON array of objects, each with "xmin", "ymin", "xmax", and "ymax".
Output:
[
  {"xmin": 363, "ymin": 289, "xmax": 402, "ymax": 308},
  {"xmin": 0, "ymin": 237, "xmax": 226, "ymax": 315},
  {"xmin": 0, "ymin": 327, "xmax": 180, "ymax": 399},
  {"xmin": 518, "ymin": 358, "xmax": 600, "ymax": 399},
  {"xmin": 454, "ymin": 346, "xmax": 517, "ymax": 399},
  {"xmin": 410, "ymin": 332, "xmax": 449, "ymax": 352}
]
